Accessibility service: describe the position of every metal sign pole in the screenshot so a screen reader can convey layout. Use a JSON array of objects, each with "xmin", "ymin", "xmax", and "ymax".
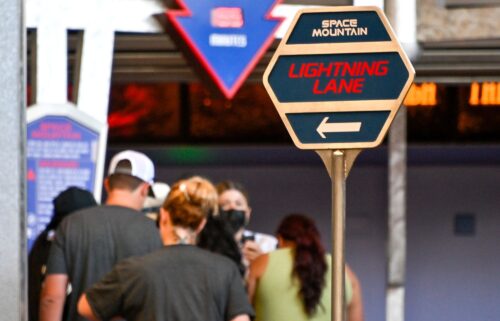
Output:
[
  {"xmin": 262, "ymin": 8, "xmax": 415, "ymax": 319},
  {"xmin": 332, "ymin": 150, "xmax": 346, "ymax": 321}
]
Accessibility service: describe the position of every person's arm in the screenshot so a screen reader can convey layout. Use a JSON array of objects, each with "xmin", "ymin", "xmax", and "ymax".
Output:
[
  {"xmin": 41, "ymin": 219, "xmax": 71, "ymax": 321},
  {"xmin": 80, "ymin": 259, "xmax": 139, "ymax": 321},
  {"xmin": 230, "ymin": 315, "xmax": 250, "ymax": 321},
  {"xmin": 346, "ymin": 266, "xmax": 364, "ymax": 321},
  {"xmin": 226, "ymin": 262, "xmax": 256, "ymax": 321},
  {"xmin": 246, "ymin": 253, "xmax": 269, "ymax": 303},
  {"xmin": 78, "ymin": 294, "xmax": 100, "ymax": 321},
  {"xmin": 241, "ymin": 240, "xmax": 263, "ymax": 264},
  {"xmin": 39, "ymin": 274, "xmax": 68, "ymax": 321}
]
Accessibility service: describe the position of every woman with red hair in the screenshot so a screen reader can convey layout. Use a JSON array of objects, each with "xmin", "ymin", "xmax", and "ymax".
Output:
[{"xmin": 247, "ymin": 214, "xmax": 364, "ymax": 321}]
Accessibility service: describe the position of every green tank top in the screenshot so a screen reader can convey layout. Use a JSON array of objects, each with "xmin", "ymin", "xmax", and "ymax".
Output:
[{"xmin": 254, "ymin": 248, "xmax": 352, "ymax": 321}]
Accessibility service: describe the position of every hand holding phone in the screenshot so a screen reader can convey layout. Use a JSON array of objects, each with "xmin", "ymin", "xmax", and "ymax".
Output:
[{"xmin": 242, "ymin": 239, "xmax": 262, "ymax": 263}]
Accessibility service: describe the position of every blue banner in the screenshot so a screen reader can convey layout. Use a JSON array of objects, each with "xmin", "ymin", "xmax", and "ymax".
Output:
[
  {"xmin": 167, "ymin": 0, "xmax": 282, "ymax": 98},
  {"xmin": 27, "ymin": 116, "xmax": 99, "ymax": 251}
]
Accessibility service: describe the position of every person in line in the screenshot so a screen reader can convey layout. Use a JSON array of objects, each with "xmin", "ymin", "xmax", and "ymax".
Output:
[
  {"xmin": 197, "ymin": 210, "xmax": 246, "ymax": 276},
  {"xmin": 217, "ymin": 180, "xmax": 277, "ymax": 266},
  {"xmin": 40, "ymin": 150, "xmax": 163, "ymax": 321},
  {"xmin": 78, "ymin": 176, "xmax": 254, "ymax": 321},
  {"xmin": 247, "ymin": 214, "xmax": 364, "ymax": 321},
  {"xmin": 29, "ymin": 186, "xmax": 97, "ymax": 321}
]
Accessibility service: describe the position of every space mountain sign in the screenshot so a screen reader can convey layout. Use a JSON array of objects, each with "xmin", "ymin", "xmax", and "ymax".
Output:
[{"xmin": 166, "ymin": 0, "xmax": 283, "ymax": 99}]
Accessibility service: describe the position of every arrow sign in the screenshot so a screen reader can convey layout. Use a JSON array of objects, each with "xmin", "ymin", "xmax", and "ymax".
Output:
[
  {"xmin": 287, "ymin": 111, "xmax": 390, "ymax": 144},
  {"xmin": 166, "ymin": 0, "xmax": 283, "ymax": 99},
  {"xmin": 317, "ymin": 117, "xmax": 362, "ymax": 138},
  {"xmin": 263, "ymin": 7, "xmax": 415, "ymax": 150}
]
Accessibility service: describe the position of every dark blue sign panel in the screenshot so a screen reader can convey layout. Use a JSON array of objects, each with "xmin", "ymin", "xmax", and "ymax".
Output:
[
  {"xmin": 167, "ymin": 0, "xmax": 282, "ymax": 99},
  {"xmin": 287, "ymin": 11, "xmax": 391, "ymax": 44},
  {"xmin": 263, "ymin": 7, "xmax": 415, "ymax": 149},
  {"xmin": 268, "ymin": 52, "xmax": 409, "ymax": 103},
  {"xmin": 286, "ymin": 111, "xmax": 390, "ymax": 144},
  {"xmin": 27, "ymin": 116, "xmax": 99, "ymax": 251}
]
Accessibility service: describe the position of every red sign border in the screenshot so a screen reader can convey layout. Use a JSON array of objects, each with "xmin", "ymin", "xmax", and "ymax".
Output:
[{"xmin": 166, "ymin": 0, "xmax": 284, "ymax": 99}]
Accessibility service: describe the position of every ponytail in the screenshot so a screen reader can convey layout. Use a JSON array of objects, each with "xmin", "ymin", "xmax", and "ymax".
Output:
[{"xmin": 276, "ymin": 214, "xmax": 327, "ymax": 316}]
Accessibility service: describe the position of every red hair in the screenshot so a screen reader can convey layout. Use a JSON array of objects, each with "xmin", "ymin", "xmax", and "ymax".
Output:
[{"xmin": 276, "ymin": 214, "xmax": 327, "ymax": 316}]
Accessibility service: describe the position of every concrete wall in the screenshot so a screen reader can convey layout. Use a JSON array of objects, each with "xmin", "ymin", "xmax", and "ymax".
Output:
[
  {"xmin": 406, "ymin": 166, "xmax": 500, "ymax": 321},
  {"xmin": 0, "ymin": 0, "xmax": 26, "ymax": 319},
  {"xmin": 419, "ymin": 0, "xmax": 500, "ymax": 41}
]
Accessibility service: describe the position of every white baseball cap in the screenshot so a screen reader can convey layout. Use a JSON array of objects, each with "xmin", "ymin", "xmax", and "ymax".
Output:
[
  {"xmin": 143, "ymin": 182, "xmax": 171, "ymax": 210},
  {"xmin": 143, "ymin": 182, "xmax": 170, "ymax": 221},
  {"xmin": 108, "ymin": 150, "xmax": 155, "ymax": 184}
]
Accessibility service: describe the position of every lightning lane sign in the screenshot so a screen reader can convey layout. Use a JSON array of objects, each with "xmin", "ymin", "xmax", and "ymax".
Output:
[{"xmin": 263, "ymin": 6, "xmax": 415, "ymax": 149}]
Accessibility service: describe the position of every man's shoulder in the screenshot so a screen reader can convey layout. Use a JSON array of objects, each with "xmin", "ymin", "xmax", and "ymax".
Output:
[
  {"xmin": 57, "ymin": 205, "xmax": 100, "ymax": 226},
  {"xmin": 65, "ymin": 205, "xmax": 142, "ymax": 221},
  {"xmin": 59, "ymin": 205, "xmax": 156, "ymax": 236},
  {"xmin": 96, "ymin": 205, "xmax": 142, "ymax": 216}
]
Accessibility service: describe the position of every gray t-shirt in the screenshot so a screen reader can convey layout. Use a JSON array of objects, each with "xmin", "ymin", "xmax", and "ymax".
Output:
[
  {"xmin": 86, "ymin": 245, "xmax": 254, "ymax": 321},
  {"xmin": 46, "ymin": 205, "xmax": 163, "ymax": 321}
]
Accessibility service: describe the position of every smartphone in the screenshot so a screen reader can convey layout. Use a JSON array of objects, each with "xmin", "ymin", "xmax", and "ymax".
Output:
[{"xmin": 241, "ymin": 233, "xmax": 255, "ymax": 244}]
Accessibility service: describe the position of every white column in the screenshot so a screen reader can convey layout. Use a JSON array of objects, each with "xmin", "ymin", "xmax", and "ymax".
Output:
[
  {"xmin": 34, "ymin": 0, "xmax": 68, "ymax": 105},
  {"xmin": 26, "ymin": 0, "xmax": 167, "ymax": 122},
  {"xmin": 0, "ymin": 0, "xmax": 27, "ymax": 319},
  {"xmin": 385, "ymin": 0, "xmax": 417, "ymax": 321},
  {"xmin": 74, "ymin": 27, "xmax": 115, "ymax": 123},
  {"xmin": 385, "ymin": 0, "xmax": 418, "ymax": 59},
  {"xmin": 71, "ymin": 0, "xmax": 116, "ymax": 123},
  {"xmin": 387, "ymin": 107, "xmax": 407, "ymax": 321}
]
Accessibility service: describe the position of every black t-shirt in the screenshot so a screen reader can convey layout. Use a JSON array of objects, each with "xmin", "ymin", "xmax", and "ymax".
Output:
[
  {"xmin": 46, "ymin": 205, "xmax": 163, "ymax": 321},
  {"xmin": 86, "ymin": 245, "xmax": 254, "ymax": 321}
]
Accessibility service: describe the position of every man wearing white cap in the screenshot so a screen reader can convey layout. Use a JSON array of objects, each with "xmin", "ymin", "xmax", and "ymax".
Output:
[{"xmin": 40, "ymin": 150, "xmax": 163, "ymax": 321}]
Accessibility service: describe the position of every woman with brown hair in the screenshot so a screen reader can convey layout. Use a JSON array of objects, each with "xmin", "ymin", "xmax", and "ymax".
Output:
[
  {"xmin": 247, "ymin": 214, "xmax": 364, "ymax": 321},
  {"xmin": 78, "ymin": 176, "xmax": 254, "ymax": 321},
  {"xmin": 216, "ymin": 180, "xmax": 277, "ymax": 266}
]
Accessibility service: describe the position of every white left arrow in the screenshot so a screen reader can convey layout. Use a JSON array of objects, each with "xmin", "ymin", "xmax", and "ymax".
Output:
[{"xmin": 316, "ymin": 117, "xmax": 362, "ymax": 139}]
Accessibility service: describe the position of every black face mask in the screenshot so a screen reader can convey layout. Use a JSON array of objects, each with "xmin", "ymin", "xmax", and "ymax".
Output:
[{"xmin": 219, "ymin": 209, "xmax": 247, "ymax": 233}]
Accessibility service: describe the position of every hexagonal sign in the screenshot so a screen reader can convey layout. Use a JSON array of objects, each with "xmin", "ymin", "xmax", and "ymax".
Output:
[{"xmin": 263, "ymin": 6, "xmax": 415, "ymax": 150}]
